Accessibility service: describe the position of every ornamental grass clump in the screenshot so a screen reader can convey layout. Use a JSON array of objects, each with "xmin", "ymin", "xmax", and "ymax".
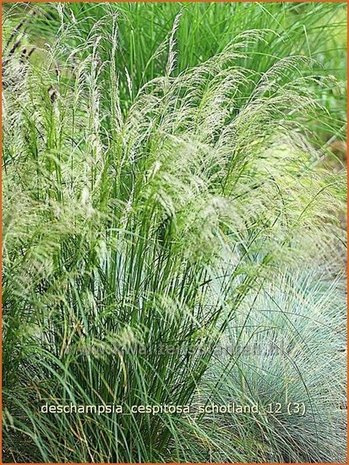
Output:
[
  {"xmin": 198, "ymin": 270, "xmax": 346, "ymax": 462},
  {"xmin": 2, "ymin": 7, "xmax": 346, "ymax": 463}
]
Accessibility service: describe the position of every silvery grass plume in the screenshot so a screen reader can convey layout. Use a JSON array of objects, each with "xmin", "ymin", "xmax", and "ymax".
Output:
[
  {"xmin": 2, "ymin": 15, "xmax": 346, "ymax": 463},
  {"xmin": 22, "ymin": 1, "xmax": 347, "ymax": 139}
]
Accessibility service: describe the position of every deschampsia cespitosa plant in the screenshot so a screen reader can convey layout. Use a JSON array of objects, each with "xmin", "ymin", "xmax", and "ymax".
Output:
[{"xmin": 2, "ymin": 5, "xmax": 346, "ymax": 463}]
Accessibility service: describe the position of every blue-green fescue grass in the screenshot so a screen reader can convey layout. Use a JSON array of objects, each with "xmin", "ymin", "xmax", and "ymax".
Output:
[
  {"xmin": 198, "ymin": 269, "xmax": 346, "ymax": 462},
  {"xmin": 2, "ymin": 5, "xmax": 347, "ymax": 463}
]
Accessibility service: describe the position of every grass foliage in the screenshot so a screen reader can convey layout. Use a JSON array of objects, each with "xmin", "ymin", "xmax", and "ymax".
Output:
[
  {"xmin": 2, "ymin": 3, "xmax": 347, "ymax": 463},
  {"xmin": 4, "ymin": 2, "xmax": 347, "ymax": 138}
]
